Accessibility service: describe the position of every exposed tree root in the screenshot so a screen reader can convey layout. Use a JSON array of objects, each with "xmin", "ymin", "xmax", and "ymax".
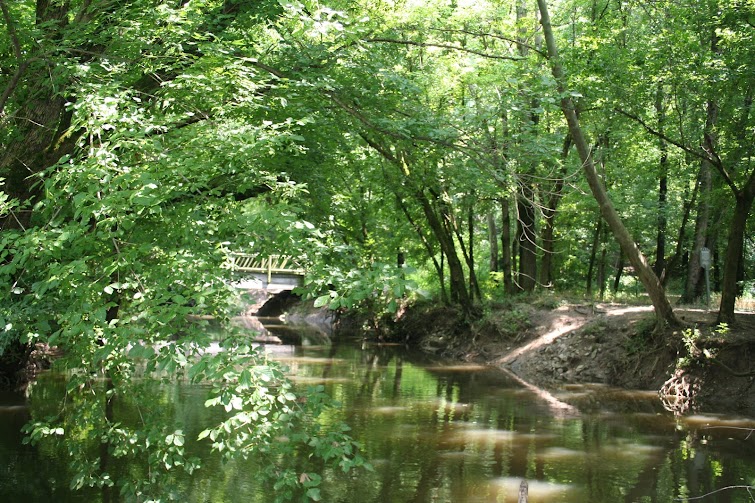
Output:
[{"xmin": 659, "ymin": 368, "xmax": 700, "ymax": 415}]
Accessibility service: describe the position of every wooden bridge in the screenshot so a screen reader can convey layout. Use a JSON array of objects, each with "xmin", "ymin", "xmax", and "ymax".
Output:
[{"xmin": 227, "ymin": 253, "xmax": 305, "ymax": 293}]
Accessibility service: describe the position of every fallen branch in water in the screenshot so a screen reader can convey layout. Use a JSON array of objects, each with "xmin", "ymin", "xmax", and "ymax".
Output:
[
  {"xmin": 702, "ymin": 426, "xmax": 755, "ymax": 440},
  {"xmin": 519, "ymin": 479, "xmax": 528, "ymax": 503},
  {"xmin": 674, "ymin": 485, "xmax": 755, "ymax": 501}
]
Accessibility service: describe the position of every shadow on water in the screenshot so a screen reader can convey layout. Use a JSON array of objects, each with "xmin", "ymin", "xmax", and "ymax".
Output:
[{"xmin": 2, "ymin": 320, "xmax": 755, "ymax": 502}]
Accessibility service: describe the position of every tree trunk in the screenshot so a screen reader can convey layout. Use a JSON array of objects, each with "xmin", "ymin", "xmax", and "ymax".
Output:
[
  {"xmin": 537, "ymin": 0, "xmax": 679, "ymax": 330},
  {"xmin": 682, "ymin": 102, "xmax": 715, "ymax": 303},
  {"xmin": 539, "ymin": 134, "xmax": 571, "ymax": 287},
  {"xmin": 586, "ymin": 218, "xmax": 602, "ymax": 296},
  {"xmin": 517, "ymin": 186, "xmax": 537, "ymax": 292},
  {"xmin": 488, "ymin": 211, "xmax": 499, "ymax": 273},
  {"xmin": 501, "ymin": 197, "xmax": 514, "ymax": 294},
  {"xmin": 467, "ymin": 203, "xmax": 481, "ymax": 300},
  {"xmin": 1, "ymin": 1, "xmax": 73, "ymax": 219},
  {"xmin": 513, "ymin": 0, "xmax": 538, "ymax": 293},
  {"xmin": 613, "ymin": 249, "xmax": 625, "ymax": 294},
  {"xmin": 718, "ymin": 187, "xmax": 755, "ymax": 324},
  {"xmin": 539, "ymin": 208, "xmax": 556, "ymax": 288},
  {"xmin": 664, "ymin": 180, "xmax": 697, "ymax": 286},
  {"xmin": 654, "ymin": 84, "xmax": 669, "ymax": 279},
  {"xmin": 448, "ymin": 194, "xmax": 481, "ymax": 301},
  {"xmin": 416, "ymin": 189, "xmax": 473, "ymax": 314},
  {"xmin": 396, "ymin": 196, "xmax": 448, "ymax": 304},
  {"xmin": 439, "ymin": 253, "xmax": 448, "ymax": 304},
  {"xmin": 598, "ymin": 227, "xmax": 609, "ymax": 300}
]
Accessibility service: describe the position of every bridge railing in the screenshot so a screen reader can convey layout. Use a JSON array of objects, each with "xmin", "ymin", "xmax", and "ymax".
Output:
[{"xmin": 227, "ymin": 253, "xmax": 305, "ymax": 283}]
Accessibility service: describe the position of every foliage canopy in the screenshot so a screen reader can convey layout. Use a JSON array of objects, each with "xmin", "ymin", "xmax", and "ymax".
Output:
[{"xmin": 1, "ymin": 0, "xmax": 753, "ymax": 499}]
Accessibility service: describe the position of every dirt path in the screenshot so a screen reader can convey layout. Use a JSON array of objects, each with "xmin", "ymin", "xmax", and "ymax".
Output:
[{"xmin": 496, "ymin": 307, "xmax": 593, "ymax": 365}]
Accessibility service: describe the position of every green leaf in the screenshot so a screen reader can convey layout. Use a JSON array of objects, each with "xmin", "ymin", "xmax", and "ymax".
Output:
[{"xmin": 313, "ymin": 294, "xmax": 331, "ymax": 308}]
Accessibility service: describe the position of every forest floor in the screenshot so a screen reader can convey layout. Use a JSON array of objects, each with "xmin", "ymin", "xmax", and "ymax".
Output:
[{"xmin": 381, "ymin": 299, "xmax": 755, "ymax": 416}]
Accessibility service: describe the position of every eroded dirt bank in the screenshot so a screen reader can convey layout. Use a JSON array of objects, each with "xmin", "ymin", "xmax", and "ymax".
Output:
[{"xmin": 371, "ymin": 301, "xmax": 755, "ymax": 416}]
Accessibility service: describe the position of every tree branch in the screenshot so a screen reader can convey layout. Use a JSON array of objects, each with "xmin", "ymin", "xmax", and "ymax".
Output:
[
  {"xmin": 250, "ymin": 60, "xmax": 286, "ymax": 79},
  {"xmin": 358, "ymin": 132, "xmax": 397, "ymax": 163},
  {"xmin": 0, "ymin": 59, "xmax": 34, "ymax": 118},
  {"xmin": 616, "ymin": 108, "xmax": 746, "ymax": 195},
  {"xmin": 616, "ymin": 108, "xmax": 714, "ymax": 164},
  {"xmin": 365, "ymin": 37, "xmax": 523, "ymax": 61},
  {"xmin": 425, "ymin": 26, "xmax": 547, "ymax": 58},
  {"xmin": 0, "ymin": 0, "xmax": 22, "ymax": 60}
]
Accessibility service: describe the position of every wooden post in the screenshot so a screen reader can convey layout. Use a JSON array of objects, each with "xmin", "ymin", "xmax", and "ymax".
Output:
[{"xmin": 518, "ymin": 479, "xmax": 528, "ymax": 503}]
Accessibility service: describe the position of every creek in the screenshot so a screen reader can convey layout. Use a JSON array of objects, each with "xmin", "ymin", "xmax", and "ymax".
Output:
[{"xmin": 2, "ymin": 318, "xmax": 755, "ymax": 502}]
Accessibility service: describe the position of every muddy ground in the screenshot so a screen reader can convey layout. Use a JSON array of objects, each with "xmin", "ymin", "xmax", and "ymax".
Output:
[{"xmin": 372, "ymin": 300, "xmax": 755, "ymax": 416}]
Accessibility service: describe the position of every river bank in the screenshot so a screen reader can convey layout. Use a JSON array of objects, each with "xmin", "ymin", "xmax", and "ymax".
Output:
[{"xmin": 333, "ymin": 299, "xmax": 755, "ymax": 416}]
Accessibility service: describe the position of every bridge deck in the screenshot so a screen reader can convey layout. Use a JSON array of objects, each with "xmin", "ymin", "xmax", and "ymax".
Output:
[{"xmin": 228, "ymin": 253, "xmax": 304, "ymax": 291}]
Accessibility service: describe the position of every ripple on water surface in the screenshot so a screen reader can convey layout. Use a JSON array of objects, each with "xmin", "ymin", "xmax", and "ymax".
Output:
[
  {"xmin": 423, "ymin": 364, "xmax": 489, "ymax": 372},
  {"xmin": 536, "ymin": 446, "xmax": 586, "ymax": 461},
  {"xmin": 681, "ymin": 414, "xmax": 755, "ymax": 429},
  {"xmin": 446, "ymin": 425, "xmax": 557, "ymax": 448},
  {"xmin": 287, "ymin": 375, "xmax": 353, "ymax": 384},
  {"xmin": 271, "ymin": 355, "xmax": 344, "ymax": 364}
]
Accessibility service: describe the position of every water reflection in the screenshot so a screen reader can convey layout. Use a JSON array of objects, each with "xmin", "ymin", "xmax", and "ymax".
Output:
[
  {"xmin": 2, "ymin": 325, "xmax": 755, "ymax": 502},
  {"xmin": 489, "ymin": 477, "xmax": 576, "ymax": 503}
]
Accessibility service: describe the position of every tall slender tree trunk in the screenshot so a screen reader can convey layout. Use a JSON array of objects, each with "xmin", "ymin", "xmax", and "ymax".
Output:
[
  {"xmin": 467, "ymin": 202, "xmax": 481, "ymax": 300},
  {"xmin": 537, "ymin": 0, "xmax": 679, "ymax": 331},
  {"xmin": 613, "ymin": 249, "xmax": 625, "ymax": 294},
  {"xmin": 396, "ymin": 196, "xmax": 448, "ymax": 304},
  {"xmin": 445, "ymin": 190, "xmax": 481, "ymax": 304},
  {"xmin": 664, "ymin": 181, "xmax": 697, "ymax": 286},
  {"xmin": 586, "ymin": 218, "xmax": 602, "ymax": 296},
  {"xmin": 654, "ymin": 84, "xmax": 669, "ymax": 279},
  {"xmin": 517, "ymin": 186, "xmax": 537, "ymax": 292},
  {"xmin": 439, "ymin": 253, "xmax": 447, "ymax": 304},
  {"xmin": 538, "ymin": 207, "xmax": 556, "ymax": 288},
  {"xmin": 501, "ymin": 197, "xmax": 514, "ymax": 294},
  {"xmin": 539, "ymin": 134, "xmax": 572, "ymax": 287},
  {"xmin": 718, "ymin": 186, "xmax": 755, "ymax": 324},
  {"xmin": 682, "ymin": 102, "xmax": 716, "ymax": 303},
  {"xmin": 416, "ymin": 189, "xmax": 472, "ymax": 313},
  {"xmin": 598, "ymin": 227, "xmax": 609, "ymax": 300},
  {"xmin": 488, "ymin": 211, "xmax": 499, "ymax": 273},
  {"xmin": 514, "ymin": 0, "xmax": 537, "ymax": 293}
]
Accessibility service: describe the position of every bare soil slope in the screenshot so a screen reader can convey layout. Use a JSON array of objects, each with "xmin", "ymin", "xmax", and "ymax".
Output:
[{"xmin": 388, "ymin": 301, "xmax": 755, "ymax": 416}]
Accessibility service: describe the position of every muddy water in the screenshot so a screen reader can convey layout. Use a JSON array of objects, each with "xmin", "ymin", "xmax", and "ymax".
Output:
[{"xmin": 2, "ymin": 323, "xmax": 755, "ymax": 502}]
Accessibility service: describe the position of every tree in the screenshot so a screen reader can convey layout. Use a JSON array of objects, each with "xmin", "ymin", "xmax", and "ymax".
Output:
[
  {"xmin": 611, "ymin": 0, "xmax": 755, "ymax": 324},
  {"xmin": 0, "ymin": 1, "xmax": 368, "ymax": 498},
  {"xmin": 536, "ymin": 0, "xmax": 680, "ymax": 332}
]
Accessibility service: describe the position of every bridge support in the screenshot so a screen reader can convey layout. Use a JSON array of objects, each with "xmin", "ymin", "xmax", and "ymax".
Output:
[
  {"xmin": 238, "ymin": 288, "xmax": 302, "ymax": 317},
  {"xmin": 228, "ymin": 253, "xmax": 305, "ymax": 315}
]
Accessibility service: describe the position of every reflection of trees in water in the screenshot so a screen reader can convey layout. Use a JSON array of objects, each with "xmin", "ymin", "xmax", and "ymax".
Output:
[
  {"xmin": 330, "ymin": 342, "xmax": 755, "ymax": 502},
  {"xmin": 309, "ymin": 341, "xmax": 752, "ymax": 502},
  {"xmin": 357, "ymin": 345, "xmax": 395, "ymax": 399}
]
